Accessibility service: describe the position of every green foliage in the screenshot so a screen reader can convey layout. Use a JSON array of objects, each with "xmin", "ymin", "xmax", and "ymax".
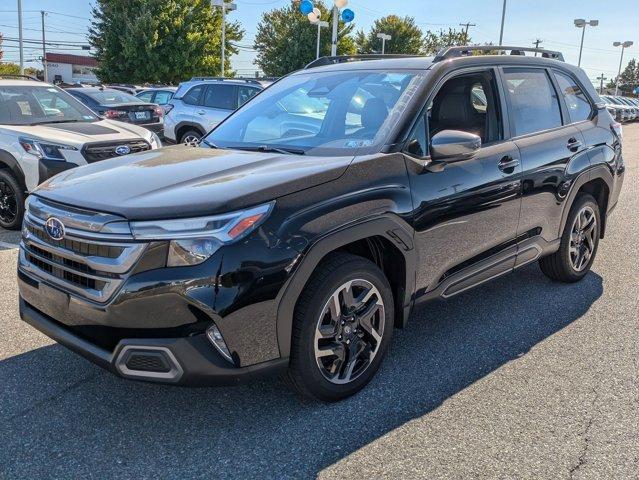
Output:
[
  {"xmin": 0, "ymin": 62, "xmax": 40, "ymax": 78},
  {"xmin": 89, "ymin": 0, "xmax": 243, "ymax": 84},
  {"xmin": 422, "ymin": 28, "xmax": 469, "ymax": 55},
  {"xmin": 254, "ymin": 0, "xmax": 356, "ymax": 77},
  {"xmin": 617, "ymin": 58, "xmax": 639, "ymax": 94},
  {"xmin": 355, "ymin": 15, "xmax": 423, "ymax": 55}
]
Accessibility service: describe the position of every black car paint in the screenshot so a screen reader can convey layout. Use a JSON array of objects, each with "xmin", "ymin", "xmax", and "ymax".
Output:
[{"xmin": 18, "ymin": 55, "xmax": 624, "ymax": 385}]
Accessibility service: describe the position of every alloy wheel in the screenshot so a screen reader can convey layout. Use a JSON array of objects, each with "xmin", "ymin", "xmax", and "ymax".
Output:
[
  {"xmin": 0, "ymin": 180, "xmax": 17, "ymax": 225},
  {"xmin": 569, "ymin": 205, "xmax": 597, "ymax": 272},
  {"xmin": 313, "ymin": 279, "xmax": 385, "ymax": 385},
  {"xmin": 182, "ymin": 135, "xmax": 201, "ymax": 146}
]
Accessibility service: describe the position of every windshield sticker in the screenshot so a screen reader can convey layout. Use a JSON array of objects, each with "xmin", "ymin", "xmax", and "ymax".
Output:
[
  {"xmin": 47, "ymin": 88, "xmax": 57, "ymax": 93},
  {"xmin": 82, "ymin": 115, "xmax": 95, "ymax": 119},
  {"xmin": 345, "ymin": 140, "xmax": 373, "ymax": 148}
]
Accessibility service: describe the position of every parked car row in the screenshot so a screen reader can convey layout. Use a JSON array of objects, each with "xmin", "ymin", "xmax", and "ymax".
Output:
[{"xmin": 600, "ymin": 95, "xmax": 639, "ymax": 123}]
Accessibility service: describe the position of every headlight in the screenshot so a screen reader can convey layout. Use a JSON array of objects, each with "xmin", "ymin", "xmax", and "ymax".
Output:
[
  {"xmin": 19, "ymin": 137, "xmax": 77, "ymax": 161},
  {"xmin": 149, "ymin": 132, "xmax": 161, "ymax": 149},
  {"xmin": 130, "ymin": 202, "xmax": 274, "ymax": 267}
]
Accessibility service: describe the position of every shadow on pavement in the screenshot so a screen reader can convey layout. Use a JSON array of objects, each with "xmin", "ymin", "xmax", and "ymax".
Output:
[{"xmin": 0, "ymin": 264, "xmax": 603, "ymax": 478}]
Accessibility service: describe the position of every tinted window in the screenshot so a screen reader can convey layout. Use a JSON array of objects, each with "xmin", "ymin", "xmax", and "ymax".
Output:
[
  {"xmin": 503, "ymin": 69, "xmax": 562, "ymax": 136},
  {"xmin": 203, "ymin": 84, "xmax": 236, "ymax": 110},
  {"xmin": 553, "ymin": 70, "xmax": 592, "ymax": 123},
  {"xmin": 183, "ymin": 85, "xmax": 204, "ymax": 106},
  {"xmin": 238, "ymin": 86, "xmax": 259, "ymax": 107}
]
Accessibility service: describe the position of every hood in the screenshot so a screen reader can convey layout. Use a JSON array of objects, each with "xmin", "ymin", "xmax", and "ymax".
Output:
[
  {"xmin": 0, "ymin": 119, "xmax": 151, "ymax": 147},
  {"xmin": 35, "ymin": 145, "xmax": 353, "ymax": 220}
]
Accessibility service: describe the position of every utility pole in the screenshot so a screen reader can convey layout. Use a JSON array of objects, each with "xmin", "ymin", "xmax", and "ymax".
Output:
[
  {"xmin": 498, "ymin": 0, "xmax": 507, "ymax": 45},
  {"xmin": 459, "ymin": 22, "xmax": 476, "ymax": 44},
  {"xmin": 212, "ymin": 0, "xmax": 237, "ymax": 77},
  {"xmin": 533, "ymin": 38, "xmax": 542, "ymax": 56},
  {"xmin": 41, "ymin": 11, "xmax": 47, "ymax": 82},
  {"xmin": 18, "ymin": 0, "xmax": 24, "ymax": 74},
  {"xmin": 613, "ymin": 41, "xmax": 633, "ymax": 96},
  {"xmin": 330, "ymin": 4, "xmax": 339, "ymax": 56},
  {"xmin": 376, "ymin": 33, "xmax": 391, "ymax": 54},
  {"xmin": 596, "ymin": 74, "xmax": 606, "ymax": 94}
]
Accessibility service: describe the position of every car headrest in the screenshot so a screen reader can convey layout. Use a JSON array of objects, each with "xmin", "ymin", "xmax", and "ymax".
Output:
[
  {"xmin": 360, "ymin": 98, "xmax": 388, "ymax": 131},
  {"xmin": 437, "ymin": 93, "xmax": 473, "ymax": 126}
]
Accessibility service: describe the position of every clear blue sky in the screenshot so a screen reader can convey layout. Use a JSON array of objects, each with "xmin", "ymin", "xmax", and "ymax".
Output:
[{"xmin": 1, "ymin": 0, "xmax": 637, "ymax": 85}]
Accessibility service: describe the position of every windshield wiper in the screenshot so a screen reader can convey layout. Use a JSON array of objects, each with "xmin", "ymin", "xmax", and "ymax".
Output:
[
  {"xmin": 235, "ymin": 145, "xmax": 306, "ymax": 155},
  {"xmin": 200, "ymin": 139, "xmax": 220, "ymax": 149}
]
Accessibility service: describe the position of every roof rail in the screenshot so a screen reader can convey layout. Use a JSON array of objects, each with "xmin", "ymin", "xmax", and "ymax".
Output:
[
  {"xmin": 0, "ymin": 74, "xmax": 41, "ymax": 81},
  {"xmin": 305, "ymin": 54, "xmax": 423, "ymax": 69},
  {"xmin": 190, "ymin": 76, "xmax": 264, "ymax": 85},
  {"xmin": 433, "ymin": 45, "xmax": 564, "ymax": 62}
]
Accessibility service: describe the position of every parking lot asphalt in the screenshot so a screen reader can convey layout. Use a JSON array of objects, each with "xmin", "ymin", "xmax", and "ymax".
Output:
[{"xmin": 1, "ymin": 125, "xmax": 638, "ymax": 479}]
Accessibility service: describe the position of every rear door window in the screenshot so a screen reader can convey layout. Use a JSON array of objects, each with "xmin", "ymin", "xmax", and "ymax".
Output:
[
  {"xmin": 203, "ymin": 84, "xmax": 236, "ymax": 110},
  {"xmin": 137, "ymin": 91, "xmax": 154, "ymax": 102},
  {"xmin": 503, "ymin": 68, "xmax": 562, "ymax": 136},
  {"xmin": 237, "ymin": 86, "xmax": 259, "ymax": 107},
  {"xmin": 553, "ymin": 70, "xmax": 592, "ymax": 123}
]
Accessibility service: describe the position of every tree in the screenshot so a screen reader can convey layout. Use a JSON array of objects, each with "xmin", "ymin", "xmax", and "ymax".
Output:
[
  {"xmin": 355, "ymin": 15, "xmax": 423, "ymax": 55},
  {"xmin": 617, "ymin": 58, "xmax": 638, "ymax": 94},
  {"xmin": 0, "ymin": 62, "xmax": 40, "ymax": 78},
  {"xmin": 423, "ymin": 28, "xmax": 469, "ymax": 55},
  {"xmin": 254, "ymin": 1, "xmax": 356, "ymax": 77},
  {"xmin": 89, "ymin": 0, "xmax": 243, "ymax": 84}
]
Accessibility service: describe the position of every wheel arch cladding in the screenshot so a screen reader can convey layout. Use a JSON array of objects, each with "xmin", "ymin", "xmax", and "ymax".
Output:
[
  {"xmin": 176, "ymin": 122, "xmax": 205, "ymax": 141},
  {"xmin": 275, "ymin": 215, "xmax": 416, "ymax": 358},
  {"xmin": 577, "ymin": 177, "xmax": 610, "ymax": 238},
  {"xmin": 0, "ymin": 149, "xmax": 27, "ymax": 192}
]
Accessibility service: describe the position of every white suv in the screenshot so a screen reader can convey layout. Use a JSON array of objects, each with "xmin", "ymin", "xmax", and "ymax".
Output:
[
  {"xmin": 0, "ymin": 76, "xmax": 161, "ymax": 229},
  {"xmin": 163, "ymin": 77, "xmax": 269, "ymax": 144}
]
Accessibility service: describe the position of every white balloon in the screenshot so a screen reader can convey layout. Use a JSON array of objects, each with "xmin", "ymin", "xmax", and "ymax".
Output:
[
  {"xmin": 334, "ymin": 0, "xmax": 348, "ymax": 7},
  {"xmin": 313, "ymin": 7, "xmax": 321, "ymax": 18},
  {"xmin": 307, "ymin": 12, "xmax": 319, "ymax": 23}
]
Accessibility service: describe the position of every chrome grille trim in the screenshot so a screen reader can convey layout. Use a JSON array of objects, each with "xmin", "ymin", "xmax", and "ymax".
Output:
[{"xmin": 19, "ymin": 198, "xmax": 149, "ymax": 304}]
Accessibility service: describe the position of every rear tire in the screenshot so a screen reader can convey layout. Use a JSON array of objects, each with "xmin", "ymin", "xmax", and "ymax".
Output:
[
  {"xmin": 0, "ymin": 170, "xmax": 25, "ymax": 230},
  {"xmin": 287, "ymin": 253, "xmax": 394, "ymax": 402},
  {"xmin": 539, "ymin": 193, "xmax": 601, "ymax": 283},
  {"xmin": 180, "ymin": 130, "xmax": 202, "ymax": 145}
]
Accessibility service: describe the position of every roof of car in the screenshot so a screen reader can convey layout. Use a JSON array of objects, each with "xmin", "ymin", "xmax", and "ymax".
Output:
[{"xmin": 0, "ymin": 79, "xmax": 54, "ymax": 87}]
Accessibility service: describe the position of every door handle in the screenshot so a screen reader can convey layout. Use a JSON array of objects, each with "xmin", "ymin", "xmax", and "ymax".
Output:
[
  {"xmin": 567, "ymin": 137, "xmax": 583, "ymax": 151},
  {"xmin": 498, "ymin": 156, "xmax": 520, "ymax": 173},
  {"xmin": 196, "ymin": 109, "xmax": 206, "ymax": 115}
]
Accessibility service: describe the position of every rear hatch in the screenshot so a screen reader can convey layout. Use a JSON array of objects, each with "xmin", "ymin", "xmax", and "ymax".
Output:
[{"xmin": 103, "ymin": 103, "xmax": 161, "ymax": 125}]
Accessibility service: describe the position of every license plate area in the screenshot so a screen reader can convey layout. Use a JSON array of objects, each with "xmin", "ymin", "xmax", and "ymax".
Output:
[{"xmin": 134, "ymin": 111, "xmax": 150, "ymax": 121}]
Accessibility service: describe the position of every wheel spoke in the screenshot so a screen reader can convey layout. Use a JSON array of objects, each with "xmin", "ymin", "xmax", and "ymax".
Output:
[
  {"xmin": 317, "ymin": 323, "xmax": 337, "ymax": 340},
  {"xmin": 317, "ymin": 342, "xmax": 344, "ymax": 358},
  {"xmin": 359, "ymin": 302, "xmax": 382, "ymax": 343},
  {"xmin": 328, "ymin": 291, "xmax": 341, "ymax": 319},
  {"xmin": 341, "ymin": 283, "xmax": 355, "ymax": 308}
]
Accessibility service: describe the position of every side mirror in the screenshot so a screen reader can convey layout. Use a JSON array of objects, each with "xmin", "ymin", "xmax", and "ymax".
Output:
[{"xmin": 430, "ymin": 130, "xmax": 481, "ymax": 162}]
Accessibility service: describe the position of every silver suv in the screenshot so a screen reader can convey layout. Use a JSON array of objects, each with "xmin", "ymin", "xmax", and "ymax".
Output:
[{"xmin": 163, "ymin": 78, "xmax": 269, "ymax": 144}]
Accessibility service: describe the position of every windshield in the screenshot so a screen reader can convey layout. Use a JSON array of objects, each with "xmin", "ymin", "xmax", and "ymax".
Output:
[
  {"xmin": 83, "ymin": 88, "xmax": 144, "ymax": 105},
  {"xmin": 205, "ymin": 70, "xmax": 425, "ymax": 155},
  {"xmin": 0, "ymin": 85, "xmax": 98, "ymax": 126}
]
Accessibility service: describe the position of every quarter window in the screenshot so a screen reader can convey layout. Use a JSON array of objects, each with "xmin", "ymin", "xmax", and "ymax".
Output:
[
  {"xmin": 553, "ymin": 70, "xmax": 592, "ymax": 123},
  {"xmin": 503, "ymin": 68, "xmax": 562, "ymax": 136},
  {"xmin": 237, "ymin": 86, "xmax": 259, "ymax": 107},
  {"xmin": 183, "ymin": 85, "xmax": 204, "ymax": 106}
]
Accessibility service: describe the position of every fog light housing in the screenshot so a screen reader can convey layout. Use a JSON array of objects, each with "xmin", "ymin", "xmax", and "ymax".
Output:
[{"xmin": 206, "ymin": 323, "xmax": 233, "ymax": 363}]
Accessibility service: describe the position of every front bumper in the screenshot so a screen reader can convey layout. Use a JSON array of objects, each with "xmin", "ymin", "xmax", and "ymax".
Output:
[{"xmin": 19, "ymin": 297, "xmax": 288, "ymax": 386}]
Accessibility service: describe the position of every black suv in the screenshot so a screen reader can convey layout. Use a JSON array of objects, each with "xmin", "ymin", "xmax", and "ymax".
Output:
[{"xmin": 18, "ymin": 47, "xmax": 624, "ymax": 401}]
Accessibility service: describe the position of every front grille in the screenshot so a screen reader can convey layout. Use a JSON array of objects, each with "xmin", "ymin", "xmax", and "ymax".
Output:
[
  {"xmin": 82, "ymin": 139, "xmax": 151, "ymax": 164},
  {"xmin": 19, "ymin": 197, "xmax": 147, "ymax": 303}
]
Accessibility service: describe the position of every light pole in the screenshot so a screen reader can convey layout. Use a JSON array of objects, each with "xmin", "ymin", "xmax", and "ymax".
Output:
[
  {"xmin": 41, "ymin": 11, "xmax": 48, "ymax": 82},
  {"xmin": 498, "ymin": 0, "xmax": 507, "ymax": 45},
  {"xmin": 212, "ymin": 0, "xmax": 237, "ymax": 77},
  {"xmin": 314, "ymin": 20, "xmax": 329, "ymax": 59},
  {"xmin": 376, "ymin": 33, "xmax": 391, "ymax": 54},
  {"xmin": 300, "ymin": 0, "xmax": 354, "ymax": 58},
  {"xmin": 613, "ymin": 40, "xmax": 633, "ymax": 96},
  {"xmin": 574, "ymin": 19, "xmax": 598, "ymax": 67}
]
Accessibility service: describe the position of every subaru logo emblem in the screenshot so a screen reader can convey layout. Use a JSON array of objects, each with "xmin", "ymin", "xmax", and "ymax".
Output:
[
  {"xmin": 115, "ymin": 145, "xmax": 131, "ymax": 156},
  {"xmin": 45, "ymin": 217, "xmax": 65, "ymax": 241}
]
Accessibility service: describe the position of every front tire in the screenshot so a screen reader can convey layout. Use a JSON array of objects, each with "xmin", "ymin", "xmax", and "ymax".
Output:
[
  {"xmin": 288, "ymin": 253, "xmax": 394, "ymax": 402},
  {"xmin": 0, "ymin": 170, "xmax": 25, "ymax": 230},
  {"xmin": 539, "ymin": 193, "xmax": 601, "ymax": 282},
  {"xmin": 180, "ymin": 130, "xmax": 202, "ymax": 145}
]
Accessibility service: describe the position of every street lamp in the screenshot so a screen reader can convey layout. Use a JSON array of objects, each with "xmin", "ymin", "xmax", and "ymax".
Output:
[
  {"xmin": 313, "ymin": 20, "xmax": 330, "ymax": 59},
  {"xmin": 299, "ymin": 0, "xmax": 354, "ymax": 57},
  {"xmin": 613, "ymin": 40, "xmax": 633, "ymax": 96},
  {"xmin": 212, "ymin": 0, "xmax": 237, "ymax": 77},
  {"xmin": 376, "ymin": 33, "xmax": 391, "ymax": 54},
  {"xmin": 574, "ymin": 18, "xmax": 598, "ymax": 67}
]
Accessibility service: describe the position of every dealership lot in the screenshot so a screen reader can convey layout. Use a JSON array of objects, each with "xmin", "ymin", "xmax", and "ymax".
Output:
[{"xmin": 0, "ymin": 125, "xmax": 637, "ymax": 478}]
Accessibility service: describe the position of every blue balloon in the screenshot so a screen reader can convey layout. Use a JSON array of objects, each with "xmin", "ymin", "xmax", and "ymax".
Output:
[
  {"xmin": 341, "ymin": 8, "xmax": 355, "ymax": 23},
  {"xmin": 299, "ymin": 0, "xmax": 314, "ymax": 15}
]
